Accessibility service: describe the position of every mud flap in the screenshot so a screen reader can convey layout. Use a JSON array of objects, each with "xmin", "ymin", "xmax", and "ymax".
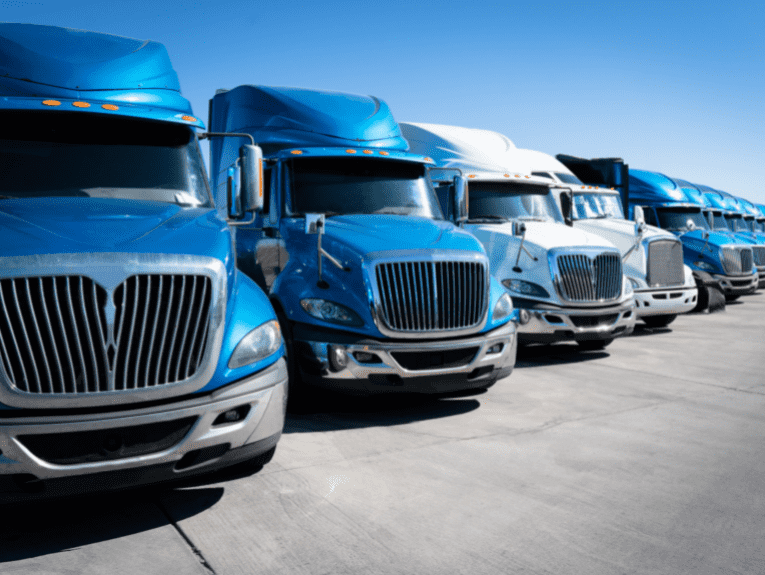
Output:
[{"xmin": 693, "ymin": 271, "xmax": 726, "ymax": 313}]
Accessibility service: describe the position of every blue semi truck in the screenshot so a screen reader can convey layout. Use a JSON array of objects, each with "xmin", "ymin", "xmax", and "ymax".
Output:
[
  {"xmin": 208, "ymin": 86, "xmax": 517, "ymax": 398},
  {"xmin": 0, "ymin": 25, "xmax": 287, "ymax": 501},
  {"xmin": 694, "ymin": 186, "xmax": 765, "ymax": 288},
  {"xmin": 627, "ymin": 171, "xmax": 758, "ymax": 301}
]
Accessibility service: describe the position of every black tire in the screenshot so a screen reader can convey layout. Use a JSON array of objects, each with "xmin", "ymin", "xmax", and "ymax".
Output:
[
  {"xmin": 642, "ymin": 314, "xmax": 677, "ymax": 328},
  {"xmin": 725, "ymin": 294, "xmax": 740, "ymax": 302},
  {"xmin": 577, "ymin": 338, "xmax": 614, "ymax": 351},
  {"xmin": 274, "ymin": 307, "xmax": 315, "ymax": 413}
]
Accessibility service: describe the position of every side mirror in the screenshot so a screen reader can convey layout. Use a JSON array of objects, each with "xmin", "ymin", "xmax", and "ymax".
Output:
[
  {"xmin": 305, "ymin": 213, "xmax": 325, "ymax": 234},
  {"xmin": 559, "ymin": 191, "xmax": 573, "ymax": 226},
  {"xmin": 513, "ymin": 221, "xmax": 526, "ymax": 236},
  {"xmin": 239, "ymin": 144, "xmax": 264, "ymax": 213},
  {"xmin": 633, "ymin": 205, "xmax": 647, "ymax": 233},
  {"xmin": 453, "ymin": 175, "xmax": 468, "ymax": 225}
]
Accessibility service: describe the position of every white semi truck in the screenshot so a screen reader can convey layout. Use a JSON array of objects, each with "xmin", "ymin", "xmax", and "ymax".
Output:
[
  {"xmin": 401, "ymin": 123, "xmax": 636, "ymax": 350},
  {"xmin": 521, "ymin": 150, "xmax": 697, "ymax": 328}
]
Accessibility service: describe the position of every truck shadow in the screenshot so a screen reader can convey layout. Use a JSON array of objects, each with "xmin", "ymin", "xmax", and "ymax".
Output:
[
  {"xmin": 514, "ymin": 343, "xmax": 609, "ymax": 368},
  {"xmin": 0, "ymin": 486, "xmax": 223, "ymax": 563},
  {"xmin": 629, "ymin": 324, "xmax": 674, "ymax": 337},
  {"xmin": 283, "ymin": 394, "xmax": 481, "ymax": 434}
]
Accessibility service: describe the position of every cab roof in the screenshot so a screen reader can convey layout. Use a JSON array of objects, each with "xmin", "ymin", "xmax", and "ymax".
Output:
[
  {"xmin": 209, "ymin": 85, "xmax": 407, "ymax": 151},
  {"xmin": 0, "ymin": 23, "xmax": 196, "ymax": 120}
]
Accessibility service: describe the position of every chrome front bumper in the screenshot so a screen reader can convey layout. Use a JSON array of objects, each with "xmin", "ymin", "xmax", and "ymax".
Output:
[
  {"xmin": 0, "ymin": 359, "xmax": 287, "ymax": 486},
  {"xmin": 713, "ymin": 272, "xmax": 759, "ymax": 295},
  {"xmin": 294, "ymin": 321, "xmax": 517, "ymax": 394},
  {"xmin": 634, "ymin": 286, "xmax": 698, "ymax": 318},
  {"xmin": 518, "ymin": 300, "xmax": 636, "ymax": 343}
]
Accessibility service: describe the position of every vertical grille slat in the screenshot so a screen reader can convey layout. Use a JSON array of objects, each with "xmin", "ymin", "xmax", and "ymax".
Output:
[
  {"xmin": 374, "ymin": 260, "xmax": 486, "ymax": 333},
  {"xmin": 555, "ymin": 252, "xmax": 622, "ymax": 303},
  {"xmin": 0, "ymin": 273, "xmax": 213, "ymax": 397}
]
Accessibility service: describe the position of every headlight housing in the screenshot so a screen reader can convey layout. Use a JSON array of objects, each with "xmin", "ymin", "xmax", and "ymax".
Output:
[
  {"xmin": 301, "ymin": 298, "xmax": 363, "ymax": 326},
  {"xmin": 628, "ymin": 277, "xmax": 641, "ymax": 289},
  {"xmin": 623, "ymin": 276, "xmax": 633, "ymax": 296},
  {"xmin": 694, "ymin": 260, "xmax": 716, "ymax": 272},
  {"xmin": 492, "ymin": 292, "xmax": 514, "ymax": 322},
  {"xmin": 229, "ymin": 320, "xmax": 282, "ymax": 369},
  {"xmin": 502, "ymin": 279, "xmax": 550, "ymax": 299}
]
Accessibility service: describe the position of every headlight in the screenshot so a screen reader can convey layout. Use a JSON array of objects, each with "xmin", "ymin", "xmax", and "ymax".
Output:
[
  {"xmin": 694, "ymin": 261, "xmax": 716, "ymax": 272},
  {"xmin": 502, "ymin": 279, "xmax": 550, "ymax": 298},
  {"xmin": 301, "ymin": 298, "xmax": 363, "ymax": 326},
  {"xmin": 623, "ymin": 276, "xmax": 633, "ymax": 296},
  {"xmin": 229, "ymin": 320, "xmax": 282, "ymax": 369},
  {"xmin": 492, "ymin": 293, "xmax": 514, "ymax": 322},
  {"xmin": 628, "ymin": 277, "xmax": 641, "ymax": 289}
]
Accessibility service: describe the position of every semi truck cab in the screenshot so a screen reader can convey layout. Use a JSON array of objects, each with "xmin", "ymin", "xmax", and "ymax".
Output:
[
  {"xmin": 522, "ymin": 150, "xmax": 696, "ymax": 328},
  {"xmin": 208, "ymin": 87, "xmax": 516, "ymax": 397},
  {"xmin": 401, "ymin": 123, "xmax": 636, "ymax": 350},
  {"xmin": 0, "ymin": 25, "xmax": 287, "ymax": 501},
  {"xmin": 627, "ymin": 170, "xmax": 757, "ymax": 300}
]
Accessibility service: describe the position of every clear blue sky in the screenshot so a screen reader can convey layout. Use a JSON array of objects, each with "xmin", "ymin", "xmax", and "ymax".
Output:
[{"xmin": 5, "ymin": 0, "xmax": 765, "ymax": 203}]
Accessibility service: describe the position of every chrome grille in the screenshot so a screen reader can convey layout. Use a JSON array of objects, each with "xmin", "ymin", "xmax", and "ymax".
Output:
[
  {"xmin": 647, "ymin": 239, "xmax": 685, "ymax": 287},
  {"xmin": 751, "ymin": 246, "xmax": 765, "ymax": 267},
  {"xmin": 721, "ymin": 247, "xmax": 754, "ymax": 275},
  {"xmin": 555, "ymin": 253, "xmax": 622, "ymax": 302},
  {"xmin": 0, "ymin": 274, "xmax": 212, "ymax": 395},
  {"xmin": 374, "ymin": 261, "xmax": 487, "ymax": 333}
]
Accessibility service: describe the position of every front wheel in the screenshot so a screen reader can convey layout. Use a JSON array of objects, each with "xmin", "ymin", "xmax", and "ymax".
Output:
[
  {"xmin": 642, "ymin": 314, "xmax": 677, "ymax": 328},
  {"xmin": 577, "ymin": 338, "xmax": 614, "ymax": 351}
]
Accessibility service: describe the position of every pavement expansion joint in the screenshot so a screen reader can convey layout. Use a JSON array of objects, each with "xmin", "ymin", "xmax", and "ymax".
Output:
[
  {"xmin": 582, "ymin": 361, "xmax": 765, "ymax": 397},
  {"xmin": 156, "ymin": 499, "xmax": 216, "ymax": 575}
]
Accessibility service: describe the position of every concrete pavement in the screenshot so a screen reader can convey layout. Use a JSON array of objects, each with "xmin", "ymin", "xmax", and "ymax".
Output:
[{"xmin": 3, "ymin": 293, "xmax": 764, "ymax": 574}]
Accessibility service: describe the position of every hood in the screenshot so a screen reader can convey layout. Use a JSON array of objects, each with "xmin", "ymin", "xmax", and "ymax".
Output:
[
  {"xmin": 676, "ymin": 228, "xmax": 750, "ymax": 248},
  {"xmin": 0, "ymin": 198, "xmax": 232, "ymax": 263},
  {"xmin": 469, "ymin": 220, "xmax": 615, "ymax": 252},
  {"xmin": 573, "ymin": 218, "xmax": 672, "ymax": 253},
  {"xmin": 284, "ymin": 215, "xmax": 484, "ymax": 261}
]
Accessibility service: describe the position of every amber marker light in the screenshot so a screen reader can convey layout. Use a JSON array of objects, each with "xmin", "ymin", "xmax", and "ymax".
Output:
[
  {"xmin": 102, "ymin": 104, "xmax": 119, "ymax": 111},
  {"xmin": 72, "ymin": 101, "xmax": 90, "ymax": 108},
  {"xmin": 524, "ymin": 175, "xmax": 530, "ymax": 178},
  {"xmin": 504, "ymin": 174, "xmax": 510, "ymax": 178},
  {"xmin": 379, "ymin": 151, "xmax": 390, "ymax": 156},
  {"xmin": 345, "ymin": 149, "xmax": 357, "ymax": 154},
  {"xmin": 363, "ymin": 150, "xmax": 374, "ymax": 154},
  {"xmin": 468, "ymin": 174, "xmax": 477, "ymax": 179},
  {"xmin": 424, "ymin": 157, "xmax": 433, "ymax": 163},
  {"xmin": 181, "ymin": 115, "xmax": 197, "ymax": 122},
  {"xmin": 290, "ymin": 150, "xmax": 303, "ymax": 155},
  {"xmin": 42, "ymin": 99, "xmax": 61, "ymax": 106}
]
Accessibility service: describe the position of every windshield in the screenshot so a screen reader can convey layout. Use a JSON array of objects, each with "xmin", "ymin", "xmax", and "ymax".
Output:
[
  {"xmin": 706, "ymin": 210, "xmax": 729, "ymax": 231},
  {"xmin": 467, "ymin": 182, "xmax": 563, "ymax": 223},
  {"xmin": 0, "ymin": 111, "xmax": 210, "ymax": 206},
  {"xmin": 657, "ymin": 208, "xmax": 710, "ymax": 232},
  {"xmin": 753, "ymin": 219, "xmax": 765, "ymax": 233},
  {"xmin": 724, "ymin": 214, "xmax": 749, "ymax": 232},
  {"xmin": 572, "ymin": 193, "xmax": 625, "ymax": 219},
  {"xmin": 289, "ymin": 157, "xmax": 442, "ymax": 219},
  {"xmin": 555, "ymin": 172, "xmax": 583, "ymax": 185}
]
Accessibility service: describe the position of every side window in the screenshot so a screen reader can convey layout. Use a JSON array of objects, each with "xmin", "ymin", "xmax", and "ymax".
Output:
[
  {"xmin": 262, "ymin": 167, "xmax": 271, "ymax": 216},
  {"xmin": 532, "ymin": 171, "xmax": 554, "ymax": 181},
  {"xmin": 642, "ymin": 206, "xmax": 658, "ymax": 227}
]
